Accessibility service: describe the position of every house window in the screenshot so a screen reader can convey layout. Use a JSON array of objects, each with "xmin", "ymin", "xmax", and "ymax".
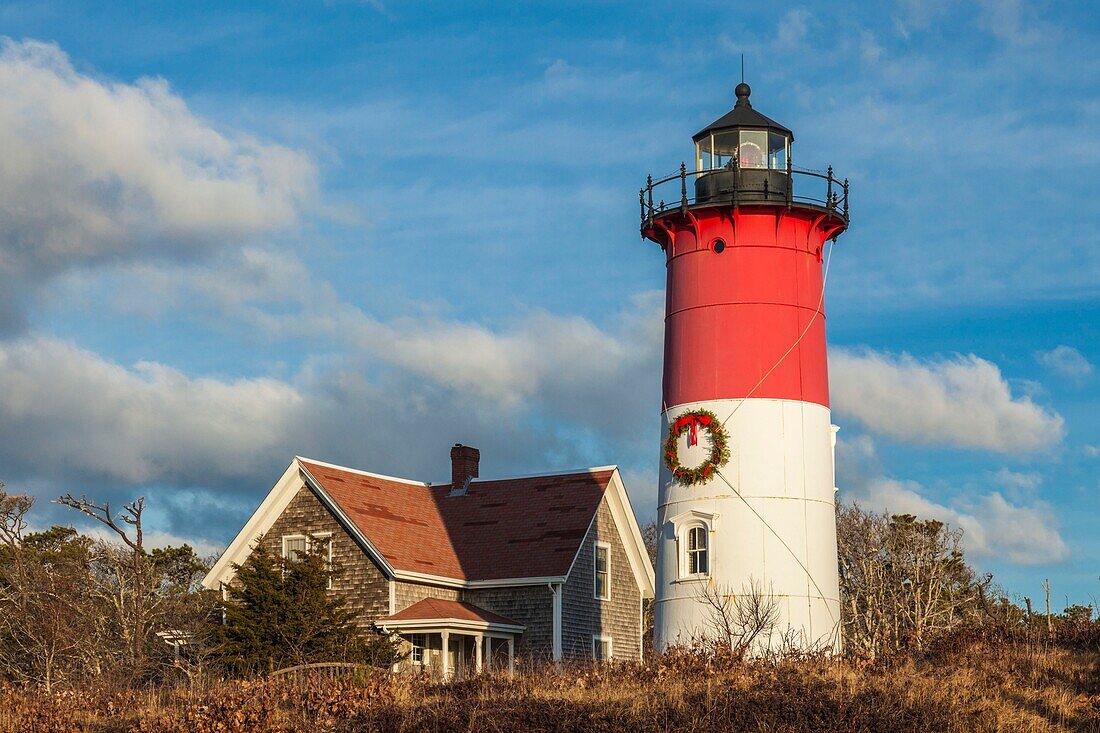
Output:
[
  {"xmin": 410, "ymin": 633, "xmax": 426, "ymax": 665},
  {"xmin": 686, "ymin": 525, "xmax": 709, "ymax": 577},
  {"xmin": 593, "ymin": 635, "xmax": 612, "ymax": 662},
  {"xmin": 281, "ymin": 534, "xmax": 334, "ymax": 589},
  {"xmin": 594, "ymin": 542, "xmax": 610, "ymax": 601},
  {"xmin": 282, "ymin": 535, "xmax": 307, "ymax": 562}
]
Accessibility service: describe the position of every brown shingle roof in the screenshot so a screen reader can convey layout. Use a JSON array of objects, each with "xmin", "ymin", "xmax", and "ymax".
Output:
[
  {"xmin": 299, "ymin": 459, "xmax": 614, "ymax": 582},
  {"xmin": 378, "ymin": 598, "xmax": 520, "ymax": 627}
]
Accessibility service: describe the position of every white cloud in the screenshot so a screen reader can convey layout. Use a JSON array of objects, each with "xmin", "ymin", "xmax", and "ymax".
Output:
[
  {"xmin": 830, "ymin": 348, "xmax": 1064, "ymax": 452},
  {"xmin": 776, "ymin": 9, "xmax": 813, "ymax": 48},
  {"xmin": 975, "ymin": 0, "xmax": 1055, "ymax": 45},
  {"xmin": 994, "ymin": 468, "xmax": 1042, "ymax": 490},
  {"xmin": 0, "ymin": 299, "xmax": 665, "ymax": 538},
  {"xmin": 0, "ymin": 38, "xmax": 316, "ymax": 328},
  {"xmin": 0, "ymin": 336, "xmax": 306, "ymax": 485},
  {"xmin": 1035, "ymin": 345, "xmax": 1094, "ymax": 382},
  {"xmin": 859, "ymin": 30, "xmax": 885, "ymax": 65},
  {"xmin": 74, "ymin": 524, "xmax": 224, "ymax": 558},
  {"xmin": 110, "ymin": 249, "xmax": 665, "ymax": 439},
  {"xmin": 892, "ymin": 0, "xmax": 955, "ymax": 35},
  {"xmin": 859, "ymin": 476, "xmax": 1068, "ymax": 565},
  {"xmin": 346, "ymin": 292, "xmax": 664, "ymax": 431},
  {"xmin": 838, "ymin": 435, "xmax": 1069, "ymax": 565}
]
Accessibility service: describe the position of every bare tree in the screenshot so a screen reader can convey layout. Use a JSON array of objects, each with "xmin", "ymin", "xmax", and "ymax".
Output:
[
  {"xmin": 0, "ymin": 489, "xmax": 96, "ymax": 690},
  {"xmin": 837, "ymin": 503, "xmax": 988, "ymax": 658},
  {"xmin": 696, "ymin": 580, "xmax": 780, "ymax": 658},
  {"xmin": 0, "ymin": 483, "xmax": 33, "ymax": 546},
  {"xmin": 56, "ymin": 495, "xmax": 151, "ymax": 673}
]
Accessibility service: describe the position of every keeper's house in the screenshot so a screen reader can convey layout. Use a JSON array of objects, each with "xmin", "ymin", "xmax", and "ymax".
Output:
[{"xmin": 202, "ymin": 445, "xmax": 655, "ymax": 677}]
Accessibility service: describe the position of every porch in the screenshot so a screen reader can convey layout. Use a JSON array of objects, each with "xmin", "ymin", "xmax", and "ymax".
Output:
[{"xmin": 376, "ymin": 598, "xmax": 523, "ymax": 679}]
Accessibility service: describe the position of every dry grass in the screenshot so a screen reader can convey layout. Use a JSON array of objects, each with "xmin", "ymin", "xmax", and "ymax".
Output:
[{"xmin": 0, "ymin": 639, "xmax": 1097, "ymax": 732}]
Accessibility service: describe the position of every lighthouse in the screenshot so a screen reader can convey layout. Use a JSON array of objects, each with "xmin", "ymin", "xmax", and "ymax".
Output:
[{"xmin": 643, "ymin": 83, "xmax": 849, "ymax": 652}]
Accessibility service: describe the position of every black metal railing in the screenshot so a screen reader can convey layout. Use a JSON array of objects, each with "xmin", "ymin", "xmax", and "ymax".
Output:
[{"xmin": 640, "ymin": 160, "xmax": 849, "ymax": 231}]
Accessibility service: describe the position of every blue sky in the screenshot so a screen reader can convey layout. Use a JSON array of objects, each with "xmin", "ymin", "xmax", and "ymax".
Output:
[{"xmin": 0, "ymin": 0, "xmax": 1096, "ymax": 607}]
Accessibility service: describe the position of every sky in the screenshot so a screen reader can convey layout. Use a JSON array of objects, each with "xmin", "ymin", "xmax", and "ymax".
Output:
[{"xmin": 0, "ymin": 0, "xmax": 1096, "ymax": 607}]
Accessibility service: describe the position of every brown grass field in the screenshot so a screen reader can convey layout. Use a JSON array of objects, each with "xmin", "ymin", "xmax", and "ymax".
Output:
[{"xmin": 1, "ymin": 639, "xmax": 1098, "ymax": 733}]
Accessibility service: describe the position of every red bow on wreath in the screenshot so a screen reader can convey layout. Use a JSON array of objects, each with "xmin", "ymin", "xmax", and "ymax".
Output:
[{"xmin": 674, "ymin": 412, "xmax": 712, "ymax": 447}]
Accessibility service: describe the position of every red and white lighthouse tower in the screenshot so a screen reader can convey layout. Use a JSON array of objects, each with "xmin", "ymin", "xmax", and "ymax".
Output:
[{"xmin": 643, "ymin": 83, "xmax": 849, "ymax": 652}]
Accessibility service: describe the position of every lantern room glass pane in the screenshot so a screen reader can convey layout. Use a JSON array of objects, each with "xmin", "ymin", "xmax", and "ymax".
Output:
[
  {"xmin": 768, "ymin": 132, "xmax": 788, "ymax": 170},
  {"xmin": 738, "ymin": 130, "xmax": 768, "ymax": 169},
  {"xmin": 712, "ymin": 132, "xmax": 739, "ymax": 168}
]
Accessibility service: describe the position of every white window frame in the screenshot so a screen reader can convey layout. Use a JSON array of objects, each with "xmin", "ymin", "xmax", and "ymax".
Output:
[
  {"xmin": 592, "ymin": 635, "xmax": 613, "ymax": 662},
  {"xmin": 684, "ymin": 524, "xmax": 709, "ymax": 579},
  {"xmin": 281, "ymin": 532, "xmax": 335, "ymax": 589},
  {"xmin": 281, "ymin": 534, "xmax": 308, "ymax": 562},
  {"xmin": 668, "ymin": 509, "xmax": 716, "ymax": 582},
  {"xmin": 593, "ymin": 541, "xmax": 611, "ymax": 601},
  {"xmin": 409, "ymin": 633, "xmax": 427, "ymax": 666}
]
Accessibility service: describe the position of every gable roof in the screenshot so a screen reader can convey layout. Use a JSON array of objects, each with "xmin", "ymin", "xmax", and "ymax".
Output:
[
  {"xmin": 300, "ymin": 459, "xmax": 612, "ymax": 582},
  {"xmin": 203, "ymin": 457, "xmax": 655, "ymax": 598}
]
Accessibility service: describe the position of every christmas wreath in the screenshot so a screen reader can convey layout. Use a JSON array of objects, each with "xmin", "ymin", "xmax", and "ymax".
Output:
[{"xmin": 663, "ymin": 409, "xmax": 730, "ymax": 486}]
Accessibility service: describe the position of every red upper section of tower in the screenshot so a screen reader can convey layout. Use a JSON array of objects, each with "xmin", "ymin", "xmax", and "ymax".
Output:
[{"xmin": 652, "ymin": 206, "xmax": 844, "ymax": 409}]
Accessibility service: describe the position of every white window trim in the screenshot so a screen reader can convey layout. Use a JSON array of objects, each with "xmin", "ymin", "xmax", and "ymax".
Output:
[
  {"xmin": 281, "ymin": 534, "xmax": 308, "ymax": 560},
  {"xmin": 592, "ymin": 634, "xmax": 613, "ymax": 661},
  {"xmin": 409, "ymin": 633, "xmax": 427, "ymax": 666},
  {"xmin": 668, "ymin": 510, "xmax": 716, "ymax": 582},
  {"xmin": 682, "ymin": 523, "xmax": 710, "ymax": 580},
  {"xmin": 593, "ymin": 541, "xmax": 611, "ymax": 601},
  {"xmin": 281, "ymin": 532, "xmax": 335, "ymax": 589}
]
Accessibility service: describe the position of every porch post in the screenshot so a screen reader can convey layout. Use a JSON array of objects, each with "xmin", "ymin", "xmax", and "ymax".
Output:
[
  {"xmin": 474, "ymin": 633, "xmax": 483, "ymax": 673},
  {"xmin": 440, "ymin": 630, "xmax": 450, "ymax": 679},
  {"xmin": 507, "ymin": 637, "xmax": 515, "ymax": 674}
]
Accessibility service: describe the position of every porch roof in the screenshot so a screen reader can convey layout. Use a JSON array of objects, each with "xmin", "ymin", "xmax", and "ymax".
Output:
[{"xmin": 376, "ymin": 598, "xmax": 524, "ymax": 634}]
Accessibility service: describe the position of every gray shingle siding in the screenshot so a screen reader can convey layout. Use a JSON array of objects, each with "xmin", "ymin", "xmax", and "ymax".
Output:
[
  {"xmin": 561, "ymin": 498, "xmax": 643, "ymax": 661},
  {"xmin": 260, "ymin": 484, "xmax": 390, "ymax": 625},
  {"xmin": 393, "ymin": 581, "xmax": 460, "ymax": 611},
  {"xmin": 464, "ymin": 585, "xmax": 554, "ymax": 661}
]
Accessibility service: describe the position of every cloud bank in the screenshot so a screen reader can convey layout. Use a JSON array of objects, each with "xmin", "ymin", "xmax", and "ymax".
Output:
[
  {"xmin": 0, "ymin": 336, "xmax": 305, "ymax": 486},
  {"xmin": 0, "ymin": 38, "xmax": 316, "ymax": 330},
  {"xmin": 830, "ymin": 349, "xmax": 1065, "ymax": 452},
  {"xmin": 836, "ymin": 436, "xmax": 1069, "ymax": 566}
]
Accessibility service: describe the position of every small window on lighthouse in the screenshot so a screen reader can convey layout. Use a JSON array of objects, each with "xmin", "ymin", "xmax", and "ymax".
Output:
[{"xmin": 686, "ymin": 526, "xmax": 709, "ymax": 576}]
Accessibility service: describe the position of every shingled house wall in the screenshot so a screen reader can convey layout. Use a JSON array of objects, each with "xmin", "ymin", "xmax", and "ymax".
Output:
[
  {"xmin": 561, "ymin": 497, "xmax": 642, "ymax": 660},
  {"xmin": 393, "ymin": 581, "xmax": 460, "ymax": 611},
  {"xmin": 259, "ymin": 485, "xmax": 390, "ymax": 625},
  {"xmin": 464, "ymin": 585, "xmax": 554, "ymax": 661}
]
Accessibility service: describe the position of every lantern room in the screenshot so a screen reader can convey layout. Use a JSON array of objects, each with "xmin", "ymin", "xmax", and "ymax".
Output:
[
  {"xmin": 639, "ymin": 82, "xmax": 848, "ymax": 244},
  {"xmin": 693, "ymin": 82, "xmax": 792, "ymax": 170},
  {"xmin": 691, "ymin": 82, "xmax": 793, "ymax": 204}
]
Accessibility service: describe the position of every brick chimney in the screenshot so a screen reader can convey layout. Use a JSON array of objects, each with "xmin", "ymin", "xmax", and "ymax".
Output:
[{"xmin": 449, "ymin": 444, "xmax": 480, "ymax": 494}]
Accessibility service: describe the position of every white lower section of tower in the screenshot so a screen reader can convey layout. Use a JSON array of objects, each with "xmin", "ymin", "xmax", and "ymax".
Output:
[{"xmin": 653, "ymin": 398, "xmax": 842, "ymax": 654}]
